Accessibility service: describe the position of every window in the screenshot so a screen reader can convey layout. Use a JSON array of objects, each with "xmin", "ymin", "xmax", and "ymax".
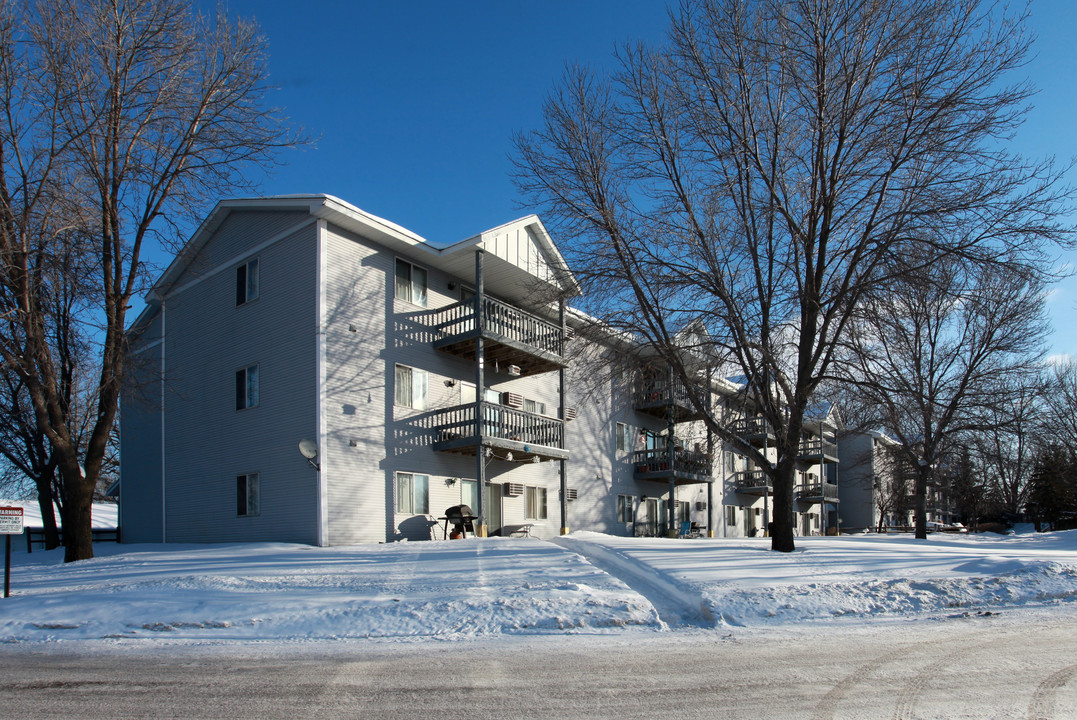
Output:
[
  {"xmin": 395, "ymin": 258, "xmax": 427, "ymax": 306},
  {"xmin": 616, "ymin": 422, "xmax": 632, "ymax": 451},
  {"xmin": 725, "ymin": 505, "xmax": 737, "ymax": 526},
  {"xmin": 395, "ymin": 364, "xmax": 428, "ymax": 410},
  {"xmin": 236, "ymin": 258, "xmax": 259, "ymax": 305},
  {"xmin": 237, "ymin": 473, "xmax": 259, "ymax": 516},
  {"xmin": 616, "ymin": 494, "xmax": 633, "ymax": 523},
  {"xmin": 526, "ymin": 486, "xmax": 547, "ymax": 520},
  {"xmin": 395, "ymin": 472, "xmax": 429, "ymax": 514},
  {"xmin": 235, "ymin": 364, "xmax": 259, "ymax": 410},
  {"xmin": 523, "ymin": 398, "xmax": 546, "ymax": 415}
]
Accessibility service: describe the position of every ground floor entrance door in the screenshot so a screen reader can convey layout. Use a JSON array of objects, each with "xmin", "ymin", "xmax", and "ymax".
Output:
[{"xmin": 485, "ymin": 482, "xmax": 503, "ymax": 536}]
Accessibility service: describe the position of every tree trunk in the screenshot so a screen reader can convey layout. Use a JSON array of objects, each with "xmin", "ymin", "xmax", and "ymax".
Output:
[
  {"xmin": 914, "ymin": 464, "xmax": 929, "ymax": 540},
  {"xmin": 33, "ymin": 473, "xmax": 60, "ymax": 550},
  {"xmin": 771, "ymin": 456, "xmax": 797, "ymax": 552},
  {"xmin": 58, "ymin": 461, "xmax": 93, "ymax": 563}
]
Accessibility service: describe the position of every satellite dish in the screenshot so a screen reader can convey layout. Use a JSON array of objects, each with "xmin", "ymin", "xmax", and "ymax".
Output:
[{"xmin": 299, "ymin": 438, "xmax": 319, "ymax": 460}]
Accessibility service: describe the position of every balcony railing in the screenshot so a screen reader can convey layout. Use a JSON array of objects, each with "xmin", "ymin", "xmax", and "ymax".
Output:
[
  {"xmin": 428, "ymin": 297, "xmax": 564, "ymax": 376},
  {"xmin": 733, "ymin": 470, "xmax": 773, "ymax": 495},
  {"xmin": 798, "ymin": 438, "xmax": 839, "ymax": 464},
  {"xmin": 633, "ymin": 381, "xmax": 705, "ymax": 422},
  {"xmin": 796, "ymin": 482, "xmax": 839, "ymax": 503},
  {"xmin": 728, "ymin": 417, "xmax": 776, "ymax": 446},
  {"xmin": 424, "ymin": 402, "xmax": 567, "ymax": 462},
  {"xmin": 632, "ymin": 448, "xmax": 714, "ymax": 484}
]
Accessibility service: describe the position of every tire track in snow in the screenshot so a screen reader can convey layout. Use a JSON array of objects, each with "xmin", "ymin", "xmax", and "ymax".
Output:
[
  {"xmin": 1027, "ymin": 664, "xmax": 1077, "ymax": 720},
  {"xmin": 550, "ymin": 537, "xmax": 714, "ymax": 628}
]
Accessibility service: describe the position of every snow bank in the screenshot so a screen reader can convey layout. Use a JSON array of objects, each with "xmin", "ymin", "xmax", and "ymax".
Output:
[
  {"xmin": 0, "ymin": 539, "xmax": 657, "ymax": 645},
  {"xmin": 563, "ymin": 531, "xmax": 1077, "ymax": 627},
  {"xmin": 0, "ymin": 499, "xmax": 118, "ymax": 529},
  {"xmin": 2, "ymin": 530, "xmax": 1076, "ymax": 648}
]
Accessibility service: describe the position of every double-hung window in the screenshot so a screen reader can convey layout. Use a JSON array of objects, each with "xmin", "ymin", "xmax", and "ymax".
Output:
[
  {"xmin": 525, "ymin": 486, "xmax": 548, "ymax": 520},
  {"xmin": 616, "ymin": 422, "xmax": 632, "ymax": 451},
  {"xmin": 236, "ymin": 258, "xmax": 259, "ymax": 305},
  {"xmin": 395, "ymin": 258, "xmax": 427, "ymax": 306},
  {"xmin": 395, "ymin": 472, "xmax": 429, "ymax": 514},
  {"xmin": 523, "ymin": 398, "xmax": 546, "ymax": 415},
  {"xmin": 395, "ymin": 364, "xmax": 428, "ymax": 410},
  {"xmin": 237, "ymin": 473, "xmax": 259, "ymax": 516},
  {"xmin": 616, "ymin": 494, "xmax": 633, "ymax": 523},
  {"xmin": 236, "ymin": 364, "xmax": 259, "ymax": 410},
  {"xmin": 726, "ymin": 505, "xmax": 737, "ymax": 526}
]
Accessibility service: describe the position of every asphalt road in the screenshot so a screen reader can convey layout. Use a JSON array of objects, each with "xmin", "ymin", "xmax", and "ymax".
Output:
[{"xmin": 2, "ymin": 611, "xmax": 1076, "ymax": 719}]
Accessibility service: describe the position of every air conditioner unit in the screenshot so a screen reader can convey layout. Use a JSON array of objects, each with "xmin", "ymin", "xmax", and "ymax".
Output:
[
  {"xmin": 696, "ymin": 501, "xmax": 707, "ymax": 511},
  {"xmin": 505, "ymin": 483, "xmax": 525, "ymax": 497},
  {"xmin": 501, "ymin": 392, "xmax": 524, "ymax": 409},
  {"xmin": 564, "ymin": 488, "xmax": 579, "ymax": 501},
  {"xmin": 507, "ymin": 364, "xmax": 521, "ymax": 377},
  {"xmin": 563, "ymin": 407, "xmax": 577, "ymax": 421}
]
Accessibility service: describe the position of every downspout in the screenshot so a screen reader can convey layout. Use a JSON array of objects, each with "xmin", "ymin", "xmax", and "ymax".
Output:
[
  {"xmin": 316, "ymin": 219, "xmax": 329, "ymax": 546},
  {"xmin": 160, "ymin": 301, "xmax": 167, "ymax": 543}
]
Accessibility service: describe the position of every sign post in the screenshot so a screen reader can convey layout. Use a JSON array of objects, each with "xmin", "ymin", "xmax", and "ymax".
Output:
[{"xmin": 0, "ymin": 507, "xmax": 24, "ymax": 598}]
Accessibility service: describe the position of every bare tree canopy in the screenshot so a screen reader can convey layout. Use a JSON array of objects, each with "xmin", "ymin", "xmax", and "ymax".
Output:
[
  {"xmin": 833, "ymin": 255, "xmax": 1049, "ymax": 537},
  {"xmin": 0, "ymin": 0, "xmax": 302, "ymax": 561},
  {"xmin": 515, "ymin": 0, "xmax": 1072, "ymax": 551}
]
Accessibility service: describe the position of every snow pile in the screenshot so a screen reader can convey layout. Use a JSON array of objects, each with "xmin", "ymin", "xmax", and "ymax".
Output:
[
  {"xmin": 562, "ymin": 531, "xmax": 1077, "ymax": 627},
  {"xmin": 0, "ymin": 499, "xmax": 118, "ymax": 529},
  {"xmin": 0, "ymin": 539, "xmax": 657, "ymax": 645},
  {"xmin": 2, "ymin": 530, "xmax": 1076, "ymax": 647}
]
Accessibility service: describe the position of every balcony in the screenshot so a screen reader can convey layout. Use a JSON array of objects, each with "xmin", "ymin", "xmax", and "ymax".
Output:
[
  {"xmin": 632, "ymin": 448, "xmax": 714, "ymax": 485},
  {"xmin": 798, "ymin": 439, "xmax": 839, "ymax": 464},
  {"xmin": 633, "ymin": 381, "xmax": 705, "ymax": 423},
  {"xmin": 796, "ymin": 482, "xmax": 840, "ymax": 504},
  {"xmin": 424, "ymin": 402, "xmax": 568, "ymax": 463},
  {"xmin": 733, "ymin": 470, "xmax": 773, "ymax": 495},
  {"xmin": 429, "ymin": 297, "xmax": 565, "ymax": 377},
  {"xmin": 728, "ymin": 417, "xmax": 776, "ymax": 447}
]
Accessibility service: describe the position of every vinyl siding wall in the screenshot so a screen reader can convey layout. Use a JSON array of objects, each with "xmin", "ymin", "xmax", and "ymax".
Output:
[
  {"xmin": 161, "ymin": 215, "xmax": 319, "ymax": 543},
  {"xmin": 322, "ymin": 224, "xmax": 562, "ymax": 544},
  {"xmin": 120, "ymin": 311, "xmax": 165, "ymax": 542}
]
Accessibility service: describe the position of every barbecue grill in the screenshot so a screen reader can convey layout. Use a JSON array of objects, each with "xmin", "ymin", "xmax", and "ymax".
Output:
[{"xmin": 440, "ymin": 504, "xmax": 477, "ymax": 539}]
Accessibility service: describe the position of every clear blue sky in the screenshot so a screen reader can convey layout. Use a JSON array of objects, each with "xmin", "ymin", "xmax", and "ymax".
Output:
[{"xmin": 194, "ymin": 0, "xmax": 1077, "ymax": 359}]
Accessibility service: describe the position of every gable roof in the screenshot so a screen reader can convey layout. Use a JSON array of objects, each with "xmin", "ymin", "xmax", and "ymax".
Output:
[{"xmin": 130, "ymin": 195, "xmax": 581, "ymax": 335}]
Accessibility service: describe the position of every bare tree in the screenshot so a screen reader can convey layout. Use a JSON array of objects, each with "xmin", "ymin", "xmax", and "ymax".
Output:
[
  {"xmin": 976, "ymin": 379, "xmax": 1041, "ymax": 516},
  {"xmin": 515, "ymin": 0, "xmax": 1069, "ymax": 551},
  {"xmin": 833, "ymin": 253, "xmax": 1049, "ymax": 538},
  {"xmin": 0, "ymin": 0, "xmax": 301, "ymax": 561},
  {"xmin": 1040, "ymin": 359, "xmax": 1077, "ymax": 454}
]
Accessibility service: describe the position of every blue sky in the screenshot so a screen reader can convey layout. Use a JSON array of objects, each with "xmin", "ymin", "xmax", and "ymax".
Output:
[{"xmin": 194, "ymin": 0, "xmax": 1077, "ymax": 359}]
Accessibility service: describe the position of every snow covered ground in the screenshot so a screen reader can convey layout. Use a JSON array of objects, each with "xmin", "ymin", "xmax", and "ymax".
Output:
[{"xmin": 2, "ymin": 527, "xmax": 1076, "ymax": 649}]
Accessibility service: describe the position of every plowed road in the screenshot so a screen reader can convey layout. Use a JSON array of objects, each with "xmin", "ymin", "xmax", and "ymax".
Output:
[{"xmin": 2, "ymin": 611, "xmax": 1075, "ymax": 719}]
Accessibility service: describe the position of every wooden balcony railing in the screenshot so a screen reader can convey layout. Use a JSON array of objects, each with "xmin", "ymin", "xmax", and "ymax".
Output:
[
  {"xmin": 632, "ymin": 448, "xmax": 713, "ymax": 483},
  {"xmin": 798, "ymin": 438, "xmax": 839, "ymax": 463},
  {"xmin": 424, "ymin": 402, "xmax": 567, "ymax": 461},
  {"xmin": 428, "ymin": 297, "xmax": 564, "ymax": 375},
  {"xmin": 796, "ymin": 482, "xmax": 839, "ymax": 503},
  {"xmin": 633, "ymin": 381, "xmax": 705, "ymax": 422},
  {"xmin": 733, "ymin": 470, "xmax": 772, "ymax": 494},
  {"xmin": 728, "ymin": 417, "xmax": 775, "ymax": 445}
]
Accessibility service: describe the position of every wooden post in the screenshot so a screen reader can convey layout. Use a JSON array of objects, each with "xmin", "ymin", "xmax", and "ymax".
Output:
[
  {"xmin": 559, "ymin": 298, "xmax": 569, "ymax": 536},
  {"xmin": 474, "ymin": 249, "xmax": 487, "ymax": 538}
]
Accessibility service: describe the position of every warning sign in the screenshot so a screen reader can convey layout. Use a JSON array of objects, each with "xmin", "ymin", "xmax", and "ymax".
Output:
[{"xmin": 0, "ymin": 507, "xmax": 23, "ymax": 534}]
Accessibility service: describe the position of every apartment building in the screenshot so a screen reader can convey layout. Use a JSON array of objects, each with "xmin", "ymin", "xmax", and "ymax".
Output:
[
  {"xmin": 120, "ymin": 195, "xmax": 838, "ymax": 544},
  {"xmin": 837, "ymin": 430, "xmax": 957, "ymax": 531}
]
